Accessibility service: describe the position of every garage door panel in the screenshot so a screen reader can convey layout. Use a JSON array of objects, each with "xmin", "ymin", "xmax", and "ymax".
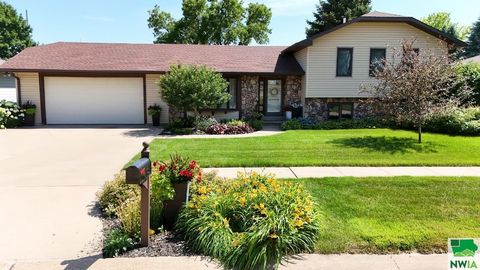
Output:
[{"xmin": 45, "ymin": 77, "xmax": 144, "ymax": 124}]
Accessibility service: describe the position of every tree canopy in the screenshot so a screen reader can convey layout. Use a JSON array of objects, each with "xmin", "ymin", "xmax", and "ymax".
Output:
[
  {"xmin": 361, "ymin": 40, "xmax": 471, "ymax": 143},
  {"xmin": 147, "ymin": 0, "xmax": 272, "ymax": 45},
  {"xmin": 306, "ymin": 0, "xmax": 371, "ymax": 37},
  {"xmin": 421, "ymin": 12, "xmax": 471, "ymax": 41},
  {"xmin": 464, "ymin": 17, "xmax": 480, "ymax": 58},
  {"xmin": 159, "ymin": 65, "xmax": 230, "ymax": 117},
  {"xmin": 0, "ymin": 1, "xmax": 36, "ymax": 59}
]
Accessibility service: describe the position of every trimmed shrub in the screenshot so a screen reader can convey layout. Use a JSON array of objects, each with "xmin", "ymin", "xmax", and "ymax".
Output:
[
  {"xmin": 0, "ymin": 100, "xmax": 24, "ymax": 128},
  {"xmin": 281, "ymin": 119, "xmax": 303, "ymax": 130},
  {"xmin": 177, "ymin": 172, "xmax": 321, "ymax": 270},
  {"xmin": 281, "ymin": 118, "xmax": 384, "ymax": 131},
  {"xmin": 97, "ymin": 173, "xmax": 139, "ymax": 217},
  {"xmin": 248, "ymin": 119, "xmax": 263, "ymax": 131},
  {"xmin": 245, "ymin": 112, "xmax": 263, "ymax": 131},
  {"xmin": 103, "ymin": 228, "xmax": 136, "ymax": 258},
  {"xmin": 194, "ymin": 116, "xmax": 218, "ymax": 131}
]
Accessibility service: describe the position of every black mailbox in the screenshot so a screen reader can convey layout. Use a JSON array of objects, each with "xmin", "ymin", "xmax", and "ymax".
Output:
[{"xmin": 126, "ymin": 158, "xmax": 151, "ymax": 185}]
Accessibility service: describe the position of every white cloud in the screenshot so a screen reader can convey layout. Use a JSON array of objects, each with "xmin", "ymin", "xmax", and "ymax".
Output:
[
  {"xmin": 245, "ymin": 0, "xmax": 318, "ymax": 16},
  {"xmin": 83, "ymin": 16, "xmax": 114, "ymax": 22}
]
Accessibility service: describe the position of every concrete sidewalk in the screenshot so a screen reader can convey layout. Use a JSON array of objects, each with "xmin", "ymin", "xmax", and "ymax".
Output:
[
  {"xmin": 203, "ymin": 166, "xmax": 480, "ymax": 178},
  {"xmin": 4, "ymin": 254, "xmax": 447, "ymax": 270}
]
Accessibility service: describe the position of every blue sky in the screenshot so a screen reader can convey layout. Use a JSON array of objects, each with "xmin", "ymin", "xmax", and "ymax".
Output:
[{"xmin": 5, "ymin": 0, "xmax": 480, "ymax": 46}]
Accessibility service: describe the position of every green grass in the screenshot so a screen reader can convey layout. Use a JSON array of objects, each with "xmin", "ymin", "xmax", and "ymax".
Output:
[
  {"xmin": 291, "ymin": 176, "xmax": 480, "ymax": 254},
  {"xmin": 145, "ymin": 129, "xmax": 480, "ymax": 167}
]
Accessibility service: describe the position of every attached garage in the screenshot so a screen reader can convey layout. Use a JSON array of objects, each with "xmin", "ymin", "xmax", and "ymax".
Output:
[{"xmin": 44, "ymin": 77, "xmax": 145, "ymax": 124}]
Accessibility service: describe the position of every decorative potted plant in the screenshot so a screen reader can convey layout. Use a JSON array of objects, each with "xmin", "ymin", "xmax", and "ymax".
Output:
[
  {"xmin": 22, "ymin": 101, "xmax": 36, "ymax": 126},
  {"xmin": 154, "ymin": 154, "xmax": 201, "ymax": 229},
  {"xmin": 284, "ymin": 105, "xmax": 293, "ymax": 120},
  {"xmin": 148, "ymin": 104, "xmax": 162, "ymax": 126},
  {"xmin": 291, "ymin": 102, "xmax": 303, "ymax": 118}
]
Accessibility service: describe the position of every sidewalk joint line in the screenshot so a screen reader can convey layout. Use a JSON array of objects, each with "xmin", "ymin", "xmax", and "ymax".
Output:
[
  {"xmin": 288, "ymin": 167, "xmax": 298, "ymax": 178},
  {"xmin": 391, "ymin": 255, "xmax": 401, "ymax": 270}
]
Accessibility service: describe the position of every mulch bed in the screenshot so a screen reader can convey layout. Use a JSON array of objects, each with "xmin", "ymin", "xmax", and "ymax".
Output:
[
  {"xmin": 101, "ymin": 217, "xmax": 194, "ymax": 257},
  {"xmin": 121, "ymin": 231, "xmax": 194, "ymax": 257}
]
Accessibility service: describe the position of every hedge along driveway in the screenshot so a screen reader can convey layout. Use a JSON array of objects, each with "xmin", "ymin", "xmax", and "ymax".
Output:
[{"xmin": 145, "ymin": 129, "xmax": 480, "ymax": 167}]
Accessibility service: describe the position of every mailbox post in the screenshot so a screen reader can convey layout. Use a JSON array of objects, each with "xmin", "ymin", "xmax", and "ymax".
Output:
[{"xmin": 126, "ymin": 142, "xmax": 151, "ymax": 247}]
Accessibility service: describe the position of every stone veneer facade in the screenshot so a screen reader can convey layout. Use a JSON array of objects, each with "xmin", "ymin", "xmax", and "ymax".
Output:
[
  {"xmin": 304, "ymin": 98, "xmax": 364, "ymax": 121},
  {"xmin": 240, "ymin": 75, "xmax": 260, "ymax": 118},
  {"xmin": 284, "ymin": 76, "xmax": 302, "ymax": 107},
  {"xmin": 167, "ymin": 75, "xmax": 305, "ymax": 121}
]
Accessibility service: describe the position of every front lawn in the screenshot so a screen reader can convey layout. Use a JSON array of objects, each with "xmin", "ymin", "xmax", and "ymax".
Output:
[
  {"xmin": 294, "ymin": 176, "xmax": 480, "ymax": 253},
  {"xmin": 146, "ymin": 129, "xmax": 480, "ymax": 167}
]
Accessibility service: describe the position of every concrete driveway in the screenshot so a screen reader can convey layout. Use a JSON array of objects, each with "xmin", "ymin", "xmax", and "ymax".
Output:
[{"xmin": 0, "ymin": 127, "xmax": 159, "ymax": 261}]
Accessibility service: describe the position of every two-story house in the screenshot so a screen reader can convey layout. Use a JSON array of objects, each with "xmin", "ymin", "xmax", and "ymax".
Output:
[{"xmin": 0, "ymin": 12, "xmax": 465, "ymax": 125}]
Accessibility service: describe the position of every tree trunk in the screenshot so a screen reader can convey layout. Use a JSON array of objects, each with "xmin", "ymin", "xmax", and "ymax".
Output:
[
  {"xmin": 418, "ymin": 124, "xmax": 422, "ymax": 144},
  {"xmin": 183, "ymin": 110, "xmax": 188, "ymax": 119}
]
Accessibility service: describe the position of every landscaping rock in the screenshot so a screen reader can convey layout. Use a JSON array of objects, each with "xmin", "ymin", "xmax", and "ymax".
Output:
[{"xmin": 120, "ymin": 231, "xmax": 193, "ymax": 257}]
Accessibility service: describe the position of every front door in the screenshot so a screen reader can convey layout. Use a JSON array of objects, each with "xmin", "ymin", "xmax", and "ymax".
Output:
[{"xmin": 259, "ymin": 79, "xmax": 282, "ymax": 116}]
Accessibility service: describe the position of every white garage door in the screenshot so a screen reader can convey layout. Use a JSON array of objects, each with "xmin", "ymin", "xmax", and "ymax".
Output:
[{"xmin": 45, "ymin": 77, "xmax": 144, "ymax": 124}]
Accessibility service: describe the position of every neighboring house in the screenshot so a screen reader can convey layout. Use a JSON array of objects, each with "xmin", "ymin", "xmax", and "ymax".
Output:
[
  {"xmin": 462, "ymin": 55, "xmax": 480, "ymax": 64},
  {"xmin": 0, "ymin": 11, "xmax": 465, "ymax": 125},
  {"xmin": 0, "ymin": 59, "xmax": 17, "ymax": 102}
]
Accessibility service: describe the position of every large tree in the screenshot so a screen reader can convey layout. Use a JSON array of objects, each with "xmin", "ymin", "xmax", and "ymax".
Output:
[
  {"xmin": 421, "ymin": 12, "xmax": 471, "ymax": 41},
  {"xmin": 306, "ymin": 0, "xmax": 371, "ymax": 37},
  {"xmin": 464, "ymin": 17, "xmax": 480, "ymax": 58},
  {"xmin": 0, "ymin": 1, "xmax": 36, "ymax": 59},
  {"xmin": 361, "ymin": 40, "xmax": 471, "ymax": 143},
  {"xmin": 147, "ymin": 0, "xmax": 272, "ymax": 45}
]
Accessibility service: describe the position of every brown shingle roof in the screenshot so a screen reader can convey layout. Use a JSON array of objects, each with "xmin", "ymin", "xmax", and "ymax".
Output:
[
  {"xmin": 0, "ymin": 42, "xmax": 304, "ymax": 75},
  {"xmin": 361, "ymin": 11, "xmax": 404, "ymax": 17}
]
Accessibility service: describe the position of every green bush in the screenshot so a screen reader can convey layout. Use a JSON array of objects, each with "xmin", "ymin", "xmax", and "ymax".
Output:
[
  {"xmin": 423, "ymin": 107, "xmax": 480, "ymax": 136},
  {"xmin": 248, "ymin": 119, "xmax": 263, "ymax": 131},
  {"xmin": 455, "ymin": 63, "xmax": 480, "ymax": 105},
  {"xmin": 281, "ymin": 119, "xmax": 303, "ymax": 130},
  {"xmin": 0, "ymin": 100, "xmax": 24, "ymax": 128},
  {"xmin": 117, "ymin": 195, "xmax": 141, "ymax": 237},
  {"xmin": 96, "ymin": 173, "xmax": 139, "ymax": 217},
  {"xmin": 103, "ymin": 228, "xmax": 136, "ymax": 258},
  {"xmin": 150, "ymin": 171, "xmax": 175, "ymax": 230},
  {"xmin": 177, "ymin": 172, "xmax": 321, "ymax": 270},
  {"xmin": 194, "ymin": 116, "xmax": 218, "ymax": 131},
  {"xmin": 281, "ymin": 118, "xmax": 384, "ymax": 131}
]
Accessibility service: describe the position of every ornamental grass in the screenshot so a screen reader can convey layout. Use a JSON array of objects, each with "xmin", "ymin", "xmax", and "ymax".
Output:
[{"xmin": 176, "ymin": 172, "xmax": 321, "ymax": 270}]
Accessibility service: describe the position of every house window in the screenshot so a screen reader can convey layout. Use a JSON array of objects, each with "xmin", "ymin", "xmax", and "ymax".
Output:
[
  {"xmin": 336, "ymin": 48, "xmax": 353, "ymax": 77},
  {"xmin": 369, "ymin": 48, "xmax": 386, "ymax": 76},
  {"xmin": 328, "ymin": 103, "xmax": 353, "ymax": 120},
  {"xmin": 219, "ymin": 78, "xmax": 237, "ymax": 109}
]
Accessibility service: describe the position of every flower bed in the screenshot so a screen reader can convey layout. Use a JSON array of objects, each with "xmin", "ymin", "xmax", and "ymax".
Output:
[
  {"xmin": 177, "ymin": 172, "xmax": 321, "ymax": 270},
  {"xmin": 97, "ymin": 157, "xmax": 320, "ymax": 269},
  {"xmin": 163, "ymin": 116, "xmax": 258, "ymax": 135}
]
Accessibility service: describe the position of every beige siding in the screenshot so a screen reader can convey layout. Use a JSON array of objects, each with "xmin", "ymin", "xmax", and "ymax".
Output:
[
  {"xmin": 16, "ymin": 72, "xmax": 41, "ymax": 124},
  {"xmin": 305, "ymin": 22, "xmax": 448, "ymax": 98},
  {"xmin": 294, "ymin": 48, "xmax": 308, "ymax": 71},
  {"xmin": 145, "ymin": 74, "xmax": 169, "ymax": 124}
]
